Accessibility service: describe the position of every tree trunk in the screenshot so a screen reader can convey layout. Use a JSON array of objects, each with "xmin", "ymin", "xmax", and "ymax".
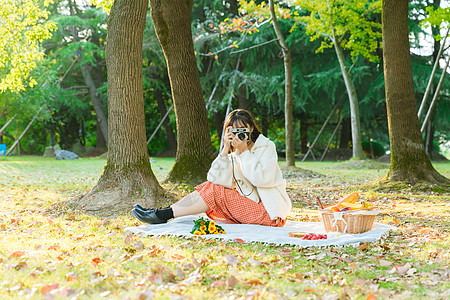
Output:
[
  {"xmin": 269, "ymin": 0, "xmax": 295, "ymax": 167},
  {"xmin": 333, "ymin": 41, "xmax": 364, "ymax": 159},
  {"xmin": 80, "ymin": 65, "xmax": 108, "ymax": 144},
  {"xmin": 381, "ymin": 0, "xmax": 449, "ymax": 187},
  {"xmin": 155, "ymin": 89, "xmax": 177, "ymax": 154},
  {"xmin": 76, "ymin": 0, "xmax": 167, "ymax": 216},
  {"xmin": 96, "ymin": 122, "xmax": 107, "ymax": 150},
  {"xmin": 149, "ymin": 0, "xmax": 213, "ymax": 185}
]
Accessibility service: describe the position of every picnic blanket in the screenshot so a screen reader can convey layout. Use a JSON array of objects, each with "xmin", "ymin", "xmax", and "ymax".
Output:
[{"xmin": 125, "ymin": 214, "xmax": 395, "ymax": 247}]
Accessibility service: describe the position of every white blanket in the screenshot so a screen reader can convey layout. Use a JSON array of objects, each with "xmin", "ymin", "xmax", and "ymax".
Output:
[{"xmin": 125, "ymin": 214, "xmax": 395, "ymax": 247}]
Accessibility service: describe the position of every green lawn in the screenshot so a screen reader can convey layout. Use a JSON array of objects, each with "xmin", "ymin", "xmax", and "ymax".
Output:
[{"xmin": 0, "ymin": 156, "xmax": 448, "ymax": 299}]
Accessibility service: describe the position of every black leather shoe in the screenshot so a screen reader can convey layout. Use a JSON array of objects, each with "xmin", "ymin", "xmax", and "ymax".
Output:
[
  {"xmin": 133, "ymin": 206, "xmax": 150, "ymax": 215},
  {"xmin": 132, "ymin": 209, "xmax": 167, "ymax": 224},
  {"xmin": 134, "ymin": 204, "xmax": 149, "ymax": 211}
]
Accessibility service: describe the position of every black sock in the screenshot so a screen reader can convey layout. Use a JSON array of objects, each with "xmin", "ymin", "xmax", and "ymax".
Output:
[{"xmin": 155, "ymin": 206, "xmax": 174, "ymax": 221}]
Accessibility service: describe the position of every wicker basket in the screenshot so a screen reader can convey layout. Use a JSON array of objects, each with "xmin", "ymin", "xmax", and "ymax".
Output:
[{"xmin": 319, "ymin": 210, "xmax": 377, "ymax": 234}]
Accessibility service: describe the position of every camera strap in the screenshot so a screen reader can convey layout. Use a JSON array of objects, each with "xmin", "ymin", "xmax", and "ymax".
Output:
[{"xmin": 230, "ymin": 155, "xmax": 254, "ymax": 197}]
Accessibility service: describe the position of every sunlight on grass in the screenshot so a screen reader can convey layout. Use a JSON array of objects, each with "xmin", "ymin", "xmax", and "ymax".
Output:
[{"xmin": 0, "ymin": 156, "xmax": 449, "ymax": 299}]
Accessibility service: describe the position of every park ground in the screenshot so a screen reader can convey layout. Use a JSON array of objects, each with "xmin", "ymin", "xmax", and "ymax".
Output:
[{"xmin": 0, "ymin": 156, "xmax": 449, "ymax": 299}]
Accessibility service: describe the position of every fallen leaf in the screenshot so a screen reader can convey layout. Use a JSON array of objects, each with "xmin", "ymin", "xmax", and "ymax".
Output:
[
  {"xmin": 11, "ymin": 250, "xmax": 26, "ymax": 258},
  {"xmin": 66, "ymin": 272, "xmax": 79, "ymax": 281},
  {"xmin": 138, "ymin": 290, "xmax": 155, "ymax": 300},
  {"xmin": 378, "ymin": 259, "xmax": 393, "ymax": 267},
  {"xmin": 227, "ymin": 275, "xmax": 239, "ymax": 288},
  {"xmin": 13, "ymin": 261, "xmax": 28, "ymax": 270},
  {"xmin": 390, "ymin": 263, "xmax": 411, "ymax": 275},
  {"xmin": 40, "ymin": 283, "xmax": 59, "ymax": 294},
  {"xmin": 133, "ymin": 240, "xmax": 145, "ymax": 251},
  {"xmin": 171, "ymin": 254, "xmax": 185, "ymax": 261},
  {"xmin": 124, "ymin": 235, "xmax": 133, "ymax": 245},
  {"xmin": 226, "ymin": 255, "xmax": 239, "ymax": 266},
  {"xmin": 360, "ymin": 242, "xmax": 369, "ymax": 251},
  {"xmin": 92, "ymin": 257, "xmax": 102, "ymax": 266},
  {"xmin": 247, "ymin": 279, "xmax": 262, "ymax": 286},
  {"xmin": 234, "ymin": 238, "xmax": 245, "ymax": 243},
  {"xmin": 175, "ymin": 266, "xmax": 185, "ymax": 280},
  {"xmin": 211, "ymin": 280, "xmax": 226, "ymax": 287},
  {"xmin": 367, "ymin": 294, "xmax": 377, "ymax": 300}
]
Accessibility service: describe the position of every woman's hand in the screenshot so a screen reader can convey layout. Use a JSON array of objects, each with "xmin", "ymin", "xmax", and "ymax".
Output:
[
  {"xmin": 220, "ymin": 126, "xmax": 234, "ymax": 156},
  {"xmin": 232, "ymin": 133, "xmax": 249, "ymax": 155}
]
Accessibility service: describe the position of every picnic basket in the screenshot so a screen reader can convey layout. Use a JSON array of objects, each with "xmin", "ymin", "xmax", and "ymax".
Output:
[{"xmin": 319, "ymin": 210, "xmax": 377, "ymax": 234}]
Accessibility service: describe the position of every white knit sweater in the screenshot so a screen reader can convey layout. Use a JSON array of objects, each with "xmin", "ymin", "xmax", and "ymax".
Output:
[{"xmin": 207, "ymin": 134, "xmax": 292, "ymax": 220}]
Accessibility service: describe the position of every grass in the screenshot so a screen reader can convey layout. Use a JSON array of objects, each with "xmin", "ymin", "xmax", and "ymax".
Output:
[{"xmin": 0, "ymin": 156, "xmax": 449, "ymax": 299}]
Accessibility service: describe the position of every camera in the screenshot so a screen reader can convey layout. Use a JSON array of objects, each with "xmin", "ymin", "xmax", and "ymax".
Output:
[{"xmin": 230, "ymin": 128, "xmax": 250, "ymax": 141}]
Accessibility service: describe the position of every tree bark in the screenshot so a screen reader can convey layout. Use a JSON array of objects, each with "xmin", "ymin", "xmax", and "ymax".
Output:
[
  {"xmin": 76, "ymin": 0, "xmax": 166, "ymax": 215},
  {"xmin": 80, "ymin": 65, "xmax": 109, "ymax": 144},
  {"xmin": 332, "ymin": 40, "xmax": 365, "ymax": 159},
  {"xmin": 96, "ymin": 122, "xmax": 106, "ymax": 150},
  {"xmin": 381, "ymin": 0, "xmax": 449, "ymax": 187},
  {"xmin": 149, "ymin": 0, "xmax": 214, "ymax": 185},
  {"xmin": 269, "ymin": 0, "xmax": 295, "ymax": 167}
]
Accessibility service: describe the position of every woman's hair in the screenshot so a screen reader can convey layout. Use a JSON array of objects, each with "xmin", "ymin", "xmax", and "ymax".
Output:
[{"xmin": 223, "ymin": 109, "xmax": 261, "ymax": 143}]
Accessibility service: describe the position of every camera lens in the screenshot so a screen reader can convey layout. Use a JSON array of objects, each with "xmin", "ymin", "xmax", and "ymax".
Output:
[{"xmin": 238, "ymin": 133, "xmax": 246, "ymax": 140}]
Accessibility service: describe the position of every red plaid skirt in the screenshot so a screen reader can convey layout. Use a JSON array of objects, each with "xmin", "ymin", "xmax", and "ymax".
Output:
[{"xmin": 195, "ymin": 181, "xmax": 286, "ymax": 227}]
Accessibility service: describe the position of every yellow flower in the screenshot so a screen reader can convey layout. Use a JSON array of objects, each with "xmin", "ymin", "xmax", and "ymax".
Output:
[
  {"xmin": 199, "ymin": 230, "xmax": 206, "ymax": 235},
  {"xmin": 193, "ymin": 230, "xmax": 201, "ymax": 235},
  {"xmin": 209, "ymin": 221, "xmax": 216, "ymax": 226},
  {"xmin": 200, "ymin": 221, "xmax": 205, "ymax": 225},
  {"xmin": 200, "ymin": 225, "xmax": 207, "ymax": 232},
  {"xmin": 208, "ymin": 224, "xmax": 216, "ymax": 233}
]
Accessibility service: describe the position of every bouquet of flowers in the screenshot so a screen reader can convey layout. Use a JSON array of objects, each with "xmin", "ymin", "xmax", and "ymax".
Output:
[{"xmin": 191, "ymin": 217, "xmax": 226, "ymax": 235}]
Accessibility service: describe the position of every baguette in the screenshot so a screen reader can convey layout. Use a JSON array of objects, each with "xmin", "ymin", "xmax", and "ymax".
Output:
[{"xmin": 289, "ymin": 232, "xmax": 306, "ymax": 238}]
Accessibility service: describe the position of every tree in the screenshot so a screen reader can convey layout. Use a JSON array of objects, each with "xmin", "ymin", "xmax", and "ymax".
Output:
[
  {"xmin": 380, "ymin": 0, "xmax": 449, "ymax": 187},
  {"xmin": 149, "ymin": 0, "xmax": 214, "ymax": 185},
  {"xmin": 0, "ymin": 0, "xmax": 56, "ymax": 94},
  {"xmin": 269, "ymin": 0, "xmax": 295, "ymax": 167},
  {"xmin": 292, "ymin": 0, "xmax": 382, "ymax": 160},
  {"xmin": 76, "ymin": 0, "xmax": 166, "ymax": 214}
]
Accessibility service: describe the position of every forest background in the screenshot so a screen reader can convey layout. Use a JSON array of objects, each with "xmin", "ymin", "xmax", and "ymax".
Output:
[{"xmin": 0, "ymin": 0, "xmax": 449, "ymax": 163}]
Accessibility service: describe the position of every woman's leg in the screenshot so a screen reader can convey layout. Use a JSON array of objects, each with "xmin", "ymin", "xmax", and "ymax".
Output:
[{"xmin": 171, "ymin": 190, "xmax": 209, "ymax": 217}]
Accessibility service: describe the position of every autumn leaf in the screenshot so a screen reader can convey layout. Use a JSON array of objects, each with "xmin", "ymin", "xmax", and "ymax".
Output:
[
  {"xmin": 360, "ymin": 242, "xmax": 369, "ymax": 251},
  {"xmin": 246, "ymin": 279, "xmax": 262, "ymax": 286},
  {"xmin": 226, "ymin": 254, "xmax": 239, "ymax": 266},
  {"xmin": 66, "ymin": 272, "xmax": 79, "ymax": 281},
  {"xmin": 171, "ymin": 253, "xmax": 185, "ymax": 261},
  {"xmin": 13, "ymin": 261, "xmax": 28, "ymax": 270},
  {"xmin": 92, "ymin": 257, "xmax": 102, "ymax": 266},
  {"xmin": 227, "ymin": 275, "xmax": 239, "ymax": 288},
  {"xmin": 11, "ymin": 250, "xmax": 26, "ymax": 257},
  {"xmin": 390, "ymin": 263, "xmax": 411, "ymax": 275},
  {"xmin": 367, "ymin": 294, "xmax": 377, "ymax": 300},
  {"xmin": 124, "ymin": 235, "xmax": 133, "ymax": 245},
  {"xmin": 40, "ymin": 283, "xmax": 59, "ymax": 294},
  {"xmin": 211, "ymin": 280, "xmax": 226, "ymax": 287},
  {"xmin": 378, "ymin": 259, "xmax": 393, "ymax": 267},
  {"xmin": 234, "ymin": 238, "xmax": 245, "ymax": 243}
]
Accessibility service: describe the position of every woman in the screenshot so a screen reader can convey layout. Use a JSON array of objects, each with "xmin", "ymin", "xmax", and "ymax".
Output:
[{"xmin": 132, "ymin": 109, "xmax": 291, "ymax": 227}]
